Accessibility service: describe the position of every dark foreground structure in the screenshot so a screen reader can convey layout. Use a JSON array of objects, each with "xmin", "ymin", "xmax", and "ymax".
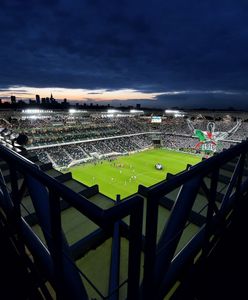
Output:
[{"xmin": 0, "ymin": 141, "xmax": 248, "ymax": 299}]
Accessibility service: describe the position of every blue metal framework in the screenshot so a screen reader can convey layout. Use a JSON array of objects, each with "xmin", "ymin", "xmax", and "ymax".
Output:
[{"xmin": 0, "ymin": 140, "xmax": 248, "ymax": 299}]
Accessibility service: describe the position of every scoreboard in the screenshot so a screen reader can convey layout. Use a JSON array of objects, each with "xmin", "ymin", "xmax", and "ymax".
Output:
[{"xmin": 151, "ymin": 116, "xmax": 162, "ymax": 123}]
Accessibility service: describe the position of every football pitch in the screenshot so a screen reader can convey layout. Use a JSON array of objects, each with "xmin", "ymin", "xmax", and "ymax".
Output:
[{"xmin": 68, "ymin": 148, "xmax": 201, "ymax": 199}]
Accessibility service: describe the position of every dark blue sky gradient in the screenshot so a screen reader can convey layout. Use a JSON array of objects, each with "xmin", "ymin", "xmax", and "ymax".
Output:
[{"xmin": 1, "ymin": 0, "xmax": 248, "ymax": 108}]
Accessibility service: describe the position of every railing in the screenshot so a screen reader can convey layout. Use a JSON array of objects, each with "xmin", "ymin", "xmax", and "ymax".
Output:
[
  {"xmin": 1, "ymin": 140, "xmax": 248, "ymax": 299},
  {"xmin": 141, "ymin": 140, "xmax": 248, "ymax": 299},
  {"xmin": 0, "ymin": 145, "xmax": 143, "ymax": 300}
]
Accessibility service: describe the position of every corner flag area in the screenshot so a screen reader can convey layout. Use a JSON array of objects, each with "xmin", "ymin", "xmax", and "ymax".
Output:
[{"xmin": 68, "ymin": 149, "xmax": 201, "ymax": 199}]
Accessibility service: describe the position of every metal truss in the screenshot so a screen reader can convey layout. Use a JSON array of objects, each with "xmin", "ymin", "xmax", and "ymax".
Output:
[{"xmin": 0, "ymin": 140, "xmax": 248, "ymax": 299}]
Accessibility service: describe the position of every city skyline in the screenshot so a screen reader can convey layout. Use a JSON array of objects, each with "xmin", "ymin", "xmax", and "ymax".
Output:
[
  {"xmin": 0, "ymin": 86, "xmax": 163, "ymax": 105},
  {"xmin": 1, "ymin": 87, "xmax": 246, "ymax": 110},
  {"xmin": 1, "ymin": 1, "xmax": 248, "ymax": 109}
]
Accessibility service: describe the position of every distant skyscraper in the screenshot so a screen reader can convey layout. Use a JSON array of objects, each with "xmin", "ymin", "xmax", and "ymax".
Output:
[
  {"xmin": 36, "ymin": 94, "xmax": 40, "ymax": 104},
  {"xmin": 50, "ymin": 93, "xmax": 55, "ymax": 103},
  {"xmin": 62, "ymin": 98, "xmax": 69, "ymax": 108},
  {"xmin": 11, "ymin": 95, "xmax": 16, "ymax": 104},
  {"xmin": 41, "ymin": 98, "xmax": 46, "ymax": 104},
  {"xmin": 136, "ymin": 103, "xmax": 141, "ymax": 109}
]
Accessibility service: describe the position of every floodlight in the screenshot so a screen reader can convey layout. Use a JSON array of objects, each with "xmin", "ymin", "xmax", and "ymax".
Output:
[
  {"xmin": 165, "ymin": 109, "xmax": 180, "ymax": 114},
  {"xmin": 130, "ymin": 109, "xmax": 144, "ymax": 114},
  {"xmin": 107, "ymin": 109, "xmax": 120, "ymax": 113}
]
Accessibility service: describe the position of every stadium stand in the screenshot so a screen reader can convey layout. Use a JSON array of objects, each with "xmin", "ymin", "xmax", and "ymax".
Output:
[
  {"xmin": 1, "ymin": 109, "xmax": 244, "ymax": 166},
  {"xmin": 1, "ymin": 109, "xmax": 248, "ymax": 299}
]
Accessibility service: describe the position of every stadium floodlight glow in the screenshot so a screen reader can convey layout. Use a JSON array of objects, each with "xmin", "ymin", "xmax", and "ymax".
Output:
[
  {"xmin": 22, "ymin": 109, "xmax": 54, "ymax": 114},
  {"xmin": 165, "ymin": 109, "xmax": 180, "ymax": 114},
  {"xmin": 130, "ymin": 109, "xmax": 144, "ymax": 114},
  {"xmin": 22, "ymin": 109, "xmax": 45, "ymax": 114},
  {"xmin": 69, "ymin": 109, "xmax": 88, "ymax": 113},
  {"xmin": 107, "ymin": 109, "xmax": 120, "ymax": 113}
]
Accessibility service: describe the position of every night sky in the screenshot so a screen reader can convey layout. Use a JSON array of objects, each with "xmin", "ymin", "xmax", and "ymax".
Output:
[{"xmin": 1, "ymin": 0, "xmax": 248, "ymax": 109}]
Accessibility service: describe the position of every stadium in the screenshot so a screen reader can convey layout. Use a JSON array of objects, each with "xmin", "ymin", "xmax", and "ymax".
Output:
[
  {"xmin": 0, "ymin": 107, "xmax": 248, "ymax": 299},
  {"xmin": 0, "ymin": 108, "xmax": 243, "ymax": 198}
]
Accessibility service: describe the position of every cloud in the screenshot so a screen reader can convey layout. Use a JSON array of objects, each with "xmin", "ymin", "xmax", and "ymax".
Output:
[
  {"xmin": 155, "ymin": 90, "xmax": 248, "ymax": 109},
  {"xmin": 0, "ymin": 0, "xmax": 248, "ymax": 108},
  {"xmin": 87, "ymin": 92, "xmax": 101, "ymax": 95}
]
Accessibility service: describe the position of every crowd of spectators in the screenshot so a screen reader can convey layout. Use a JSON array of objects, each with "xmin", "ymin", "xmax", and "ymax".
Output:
[
  {"xmin": 1, "ymin": 110, "xmax": 247, "ymax": 168},
  {"xmin": 160, "ymin": 118, "xmax": 191, "ymax": 135},
  {"xmin": 32, "ymin": 135, "xmax": 153, "ymax": 167},
  {"xmin": 7, "ymin": 115, "xmax": 149, "ymax": 147},
  {"xmin": 227, "ymin": 122, "xmax": 248, "ymax": 141},
  {"xmin": 161, "ymin": 135, "xmax": 197, "ymax": 150}
]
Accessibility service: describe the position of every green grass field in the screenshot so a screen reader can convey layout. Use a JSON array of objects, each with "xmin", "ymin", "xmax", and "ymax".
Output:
[{"xmin": 68, "ymin": 149, "xmax": 201, "ymax": 199}]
